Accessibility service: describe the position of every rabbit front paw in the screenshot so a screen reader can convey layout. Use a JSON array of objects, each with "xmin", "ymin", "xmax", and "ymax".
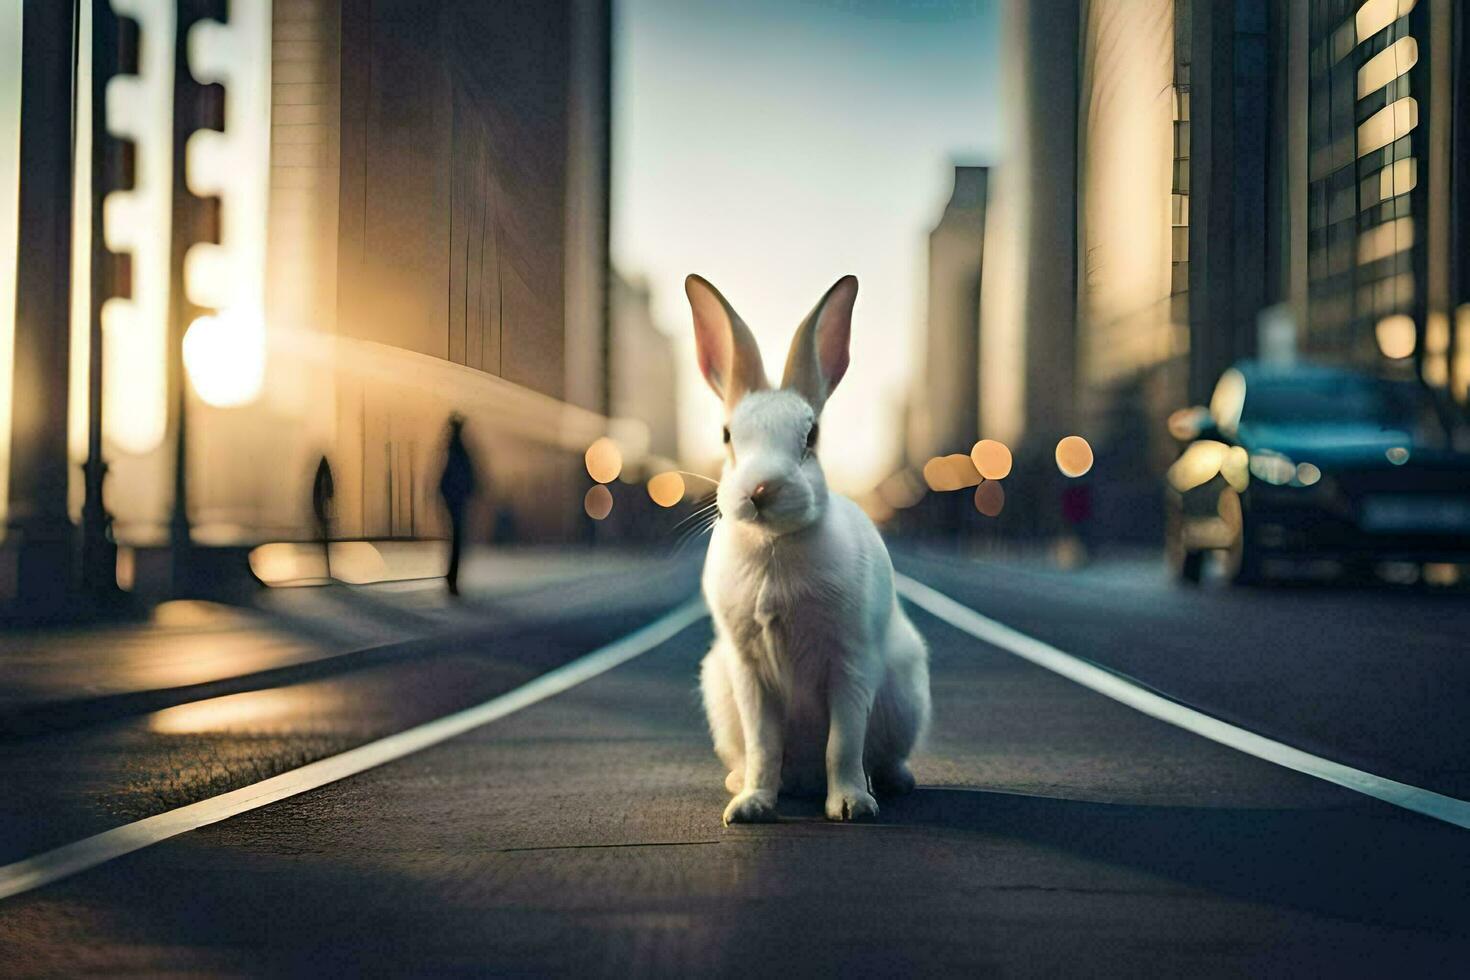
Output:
[
  {"xmin": 825, "ymin": 785, "xmax": 879, "ymax": 822},
  {"xmin": 723, "ymin": 789, "xmax": 778, "ymax": 825}
]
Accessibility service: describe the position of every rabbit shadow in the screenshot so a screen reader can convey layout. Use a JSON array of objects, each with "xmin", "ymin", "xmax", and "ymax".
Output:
[{"xmin": 856, "ymin": 786, "xmax": 1470, "ymax": 936}]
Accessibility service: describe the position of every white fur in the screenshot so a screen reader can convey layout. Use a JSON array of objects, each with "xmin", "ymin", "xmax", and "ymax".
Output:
[{"xmin": 686, "ymin": 275, "xmax": 931, "ymax": 824}]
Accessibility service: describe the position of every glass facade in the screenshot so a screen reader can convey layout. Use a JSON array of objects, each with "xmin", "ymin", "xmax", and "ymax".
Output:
[
  {"xmin": 1306, "ymin": 0, "xmax": 1425, "ymax": 365},
  {"xmin": 1172, "ymin": 0, "xmax": 1191, "ymax": 301}
]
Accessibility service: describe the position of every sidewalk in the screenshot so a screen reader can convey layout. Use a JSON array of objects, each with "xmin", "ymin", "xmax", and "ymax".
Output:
[{"xmin": 0, "ymin": 547, "xmax": 699, "ymax": 737}]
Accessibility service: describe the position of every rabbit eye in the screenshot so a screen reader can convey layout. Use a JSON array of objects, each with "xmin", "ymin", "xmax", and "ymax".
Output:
[
  {"xmin": 804, "ymin": 423, "xmax": 819, "ymax": 456},
  {"xmin": 722, "ymin": 426, "xmax": 731, "ymax": 445}
]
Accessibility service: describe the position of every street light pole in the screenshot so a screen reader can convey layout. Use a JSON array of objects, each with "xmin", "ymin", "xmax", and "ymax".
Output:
[
  {"xmin": 80, "ymin": 0, "xmax": 121, "ymax": 601},
  {"xmin": 164, "ymin": 0, "xmax": 227, "ymax": 597}
]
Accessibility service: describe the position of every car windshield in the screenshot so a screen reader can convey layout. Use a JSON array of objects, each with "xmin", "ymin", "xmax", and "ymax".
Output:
[{"xmin": 1242, "ymin": 377, "xmax": 1445, "ymax": 435}]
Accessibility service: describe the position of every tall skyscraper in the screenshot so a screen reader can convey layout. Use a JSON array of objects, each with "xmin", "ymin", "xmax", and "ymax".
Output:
[{"xmin": 909, "ymin": 166, "xmax": 987, "ymax": 465}]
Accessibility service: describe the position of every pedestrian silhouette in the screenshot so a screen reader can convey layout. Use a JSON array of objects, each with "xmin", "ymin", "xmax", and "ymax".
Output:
[
  {"xmin": 312, "ymin": 455, "xmax": 335, "ymax": 581},
  {"xmin": 438, "ymin": 414, "xmax": 478, "ymax": 596}
]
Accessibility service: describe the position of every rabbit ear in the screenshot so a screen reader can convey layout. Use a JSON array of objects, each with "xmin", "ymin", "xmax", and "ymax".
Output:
[
  {"xmin": 686, "ymin": 274, "xmax": 769, "ymax": 408},
  {"xmin": 781, "ymin": 275, "xmax": 857, "ymax": 413}
]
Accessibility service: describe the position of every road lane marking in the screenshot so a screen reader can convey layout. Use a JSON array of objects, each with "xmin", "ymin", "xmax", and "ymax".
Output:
[
  {"xmin": 895, "ymin": 573, "xmax": 1470, "ymax": 832},
  {"xmin": 0, "ymin": 598, "xmax": 708, "ymax": 903}
]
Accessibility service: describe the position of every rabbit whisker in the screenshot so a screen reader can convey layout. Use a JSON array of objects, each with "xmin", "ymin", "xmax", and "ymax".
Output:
[
  {"xmin": 675, "ymin": 470, "xmax": 721, "ymax": 488},
  {"xmin": 671, "ymin": 502, "xmax": 720, "ymax": 534},
  {"xmin": 672, "ymin": 511, "xmax": 720, "ymax": 556}
]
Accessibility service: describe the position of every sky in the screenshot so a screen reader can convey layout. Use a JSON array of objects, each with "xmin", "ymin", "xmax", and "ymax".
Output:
[{"xmin": 612, "ymin": 0, "xmax": 1002, "ymax": 491}]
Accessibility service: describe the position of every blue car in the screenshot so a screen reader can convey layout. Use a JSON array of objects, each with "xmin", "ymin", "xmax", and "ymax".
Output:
[{"xmin": 1164, "ymin": 360, "xmax": 1470, "ymax": 584}]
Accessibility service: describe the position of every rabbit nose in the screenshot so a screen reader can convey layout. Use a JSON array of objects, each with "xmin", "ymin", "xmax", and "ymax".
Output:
[{"xmin": 750, "ymin": 481, "xmax": 776, "ymax": 509}]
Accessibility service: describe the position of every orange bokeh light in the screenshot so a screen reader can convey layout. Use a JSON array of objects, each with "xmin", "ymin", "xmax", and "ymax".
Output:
[
  {"xmin": 584, "ymin": 437, "xmax": 623, "ymax": 484},
  {"xmin": 970, "ymin": 439, "xmax": 1012, "ymax": 481},
  {"xmin": 1055, "ymin": 435, "xmax": 1094, "ymax": 478},
  {"xmin": 647, "ymin": 471, "xmax": 685, "ymax": 508},
  {"xmin": 1375, "ymin": 314, "xmax": 1415, "ymax": 359},
  {"xmin": 922, "ymin": 454, "xmax": 982, "ymax": 492}
]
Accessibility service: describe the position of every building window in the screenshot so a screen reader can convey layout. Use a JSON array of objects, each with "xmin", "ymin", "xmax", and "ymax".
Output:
[
  {"xmin": 1171, "ymin": 0, "xmax": 1191, "ymax": 299},
  {"xmin": 1306, "ymin": 0, "xmax": 1425, "ymax": 368}
]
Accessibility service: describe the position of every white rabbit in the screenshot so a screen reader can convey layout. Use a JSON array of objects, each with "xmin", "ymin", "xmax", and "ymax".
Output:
[{"xmin": 686, "ymin": 273, "xmax": 931, "ymax": 824}]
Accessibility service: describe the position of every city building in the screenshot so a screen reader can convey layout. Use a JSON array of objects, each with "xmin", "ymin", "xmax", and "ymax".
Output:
[
  {"xmin": 980, "ymin": 0, "xmax": 1470, "ymax": 542},
  {"xmin": 908, "ymin": 165, "xmax": 988, "ymax": 465},
  {"xmin": 1076, "ymin": 0, "xmax": 1187, "ymax": 536},
  {"xmin": 609, "ymin": 272, "xmax": 679, "ymax": 464},
  {"xmin": 0, "ymin": 0, "xmax": 618, "ymax": 605},
  {"xmin": 977, "ymin": 2, "xmax": 1080, "ymax": 460},
  {"xmin": 1300, "ymin": 0, "xmax": 1470, "ymax": 399}
]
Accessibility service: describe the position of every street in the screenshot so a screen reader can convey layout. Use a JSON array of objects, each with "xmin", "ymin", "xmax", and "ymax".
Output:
[{"xmin": 3, "ymin": 550, "xmax": 1469, "ymax": 975}]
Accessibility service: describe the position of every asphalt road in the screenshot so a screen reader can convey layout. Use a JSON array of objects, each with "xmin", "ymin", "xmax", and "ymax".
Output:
[
  {"xmin": 3, "ymin": 551, "xmax": 1470, "ymax": 975},
  {"xmin": 894, "ymin": 548, "xmax": 1470, "ymax": 798}
]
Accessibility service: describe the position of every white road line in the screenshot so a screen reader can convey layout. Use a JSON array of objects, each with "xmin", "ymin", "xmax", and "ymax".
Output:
[
  {"xmin": 895, "ymin": 573, "xmax": 1470, "ymax": 832},
  {"xmin": 0, "ymin": 598, "xmax": 708, "ymax": 903}
]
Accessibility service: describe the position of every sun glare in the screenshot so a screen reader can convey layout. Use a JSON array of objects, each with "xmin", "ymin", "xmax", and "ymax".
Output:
[{"xmin": 182, "ymin": 309, "xmax": 267, "ymax": 408}]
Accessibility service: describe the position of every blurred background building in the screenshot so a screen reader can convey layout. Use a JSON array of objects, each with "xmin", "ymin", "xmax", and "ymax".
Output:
[
  {"xmin": 608, "ymin": 272, "xmax": 678, "ymax": 465},
  {"xmin": 908, "ymin": 165, "xmax": 986, "ymax": 466},
  {"xmin": 962, "ymin": 0, "xmax": 1470, "ymax": 544},
  {"xmin": 0, "ymin": 0, "xmax": 638, "ymax": 606}
]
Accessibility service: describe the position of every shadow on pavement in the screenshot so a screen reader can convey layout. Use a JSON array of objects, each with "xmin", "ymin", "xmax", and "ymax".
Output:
[{"xmin": 882, "ymin": 786, "xmax": 1470, "ymax": 935}]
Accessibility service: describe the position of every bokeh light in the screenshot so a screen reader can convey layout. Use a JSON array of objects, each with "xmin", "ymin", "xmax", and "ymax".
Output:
[
  {"xmin": 1166, "ymin": 406, "xmax": 1210, "ymax": 441},
  {"xmin": 974, "ymin": 480, "xmax": 1004, "ymax": 517},
  {"xmin": 1222, "ymin": 446, "xmax": 1250, "ymax": 492},
  {"xmin": 647, "ymin": 471, "xmax": 685, "ymax": 508},
  {"xmin": 1209, "ymin": 368, "xmax": 1247, "ymax": 434},
  {"xmin": 921, "ymin": 457, "xmax": 948, "ymax": 491},
  {"xmin": 584, "ymin": 437, "xmax": 623, "ymax": 484},
  {"xmin": 878, "ymin": 470, "xmax": 926, "ymax": 509},
  {"xmin": 1424, "ymin": 563, "xmax": 1460, "ymax": 587},
  {"xmin": 1249, "ymin": 450, "xmax": 1296, "ymax": 486},
  {"xmin": 1217, "ymin": 486, "xmax": 1243, "ymax": 528},
  {"xmin": 1167, "ymin": 439, "xmax": 1226, "ymax": 492},
  {"xmin": 970, "ymin": 439, "xmax": 1013, "ymax": 480},
  {"xmin": 1055, "ymin": 436, "xmax": 1094, "ymax": 478},
  {"xmin": 923, "ymin": 454, "xmax": 982, "ymax": 492},
  {"xmin": 584, "ymin": 484, "xmax": 614, "ymax": 520},
  {"xmin": 1375, "ymin": 314, "xmax": 1416, "ymax": 359},
  {"xmin": 1386, "ymin": 446, "xmax": 1410, "ymax": 466}
]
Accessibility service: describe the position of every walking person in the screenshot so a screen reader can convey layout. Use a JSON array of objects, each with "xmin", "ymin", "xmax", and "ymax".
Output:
[
  {"xmin": 438, "ymin": 414, "xmax": 478, "ymax": 596},
  {"xmin": 312, "ymin": 455, "xmax": 335, "ymax": 581}
]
